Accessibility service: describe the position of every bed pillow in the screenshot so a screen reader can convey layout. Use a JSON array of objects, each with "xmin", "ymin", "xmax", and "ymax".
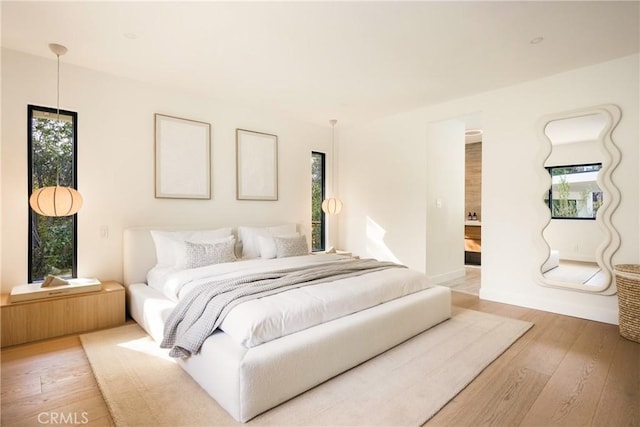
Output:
[
  {"xmin": 179, "ymin": 238, "xmax": 237, "ymax": 269},
  {"xmin": 238, "ymin": 224, "xmax": 297, "ymax": 259},
  {"xmin": 274, "ymin": 235, "xmax": 309, "ymax": 258},
  {"xmin": 174, "ymin": 235, "xmax": 235, "ymax": 268},
  {"xmin": 146, "ymin": 265, "xmax": 177, "ymax": 292},
  {"xmin": 150, "ymin": 228, "xmax": 232, "ymax": 267},
  {"xmin": 257, "ymin": 233, "xmax": 299, "ymax": 259}
]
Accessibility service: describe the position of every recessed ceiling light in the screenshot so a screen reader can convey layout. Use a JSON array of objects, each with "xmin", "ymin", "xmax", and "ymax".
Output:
[
  {"xmin": 530, "ymin": 36, "xmax": 544, "ymax": 45},
  {"xmin": 123, "ymin": 33, "xmax": 138, "ymax": 40},
  {"xmin": 465, "ymin": 129, "xmax": 483, "ymax": 137}
]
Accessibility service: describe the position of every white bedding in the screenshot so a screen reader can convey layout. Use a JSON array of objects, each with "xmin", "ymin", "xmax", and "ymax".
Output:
[{"xmin": 148, "ymin": 254, "xmax": 433, "ymax": 348}]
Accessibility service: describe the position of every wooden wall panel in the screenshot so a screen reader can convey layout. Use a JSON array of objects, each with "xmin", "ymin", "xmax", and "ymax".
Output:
[{"xmin": 465, "ymin": 142, "xmax": 482, "ymax": 220}]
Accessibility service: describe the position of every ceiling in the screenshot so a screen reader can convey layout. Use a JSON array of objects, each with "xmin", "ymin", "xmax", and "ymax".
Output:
[{"xmin": 2, "ymin": 1, "xmax": 639, "ymax": 127}]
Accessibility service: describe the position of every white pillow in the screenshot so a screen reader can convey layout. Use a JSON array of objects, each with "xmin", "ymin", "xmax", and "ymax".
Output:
[
  {"xmin": 150, "ymin": 228, "xmax": 232, "ymax": 267},
  {"xmin": 257, "ymin": 233, "xmax": 299, "ymax": 259},
  {"xmin": 238, "ymin": 224, "xmax": 297, "ymax": 259},
  {"xmin": 274, "ymin": 235, "xmax": 309, "ymax": 258},
  {"xmin": 146, "ymin": 266, "xmax": 176, "ymax": 292}
]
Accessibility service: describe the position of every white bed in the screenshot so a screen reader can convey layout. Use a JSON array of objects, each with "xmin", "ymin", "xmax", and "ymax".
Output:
[{"xmin": 123, "ymin": 226, "xmax": 451, "ymax": 422}]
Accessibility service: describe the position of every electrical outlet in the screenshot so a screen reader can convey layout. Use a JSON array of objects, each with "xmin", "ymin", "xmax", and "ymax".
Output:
[{"xmin": 100, "ymin": 226, "xmax": 109, "ymax": 239}]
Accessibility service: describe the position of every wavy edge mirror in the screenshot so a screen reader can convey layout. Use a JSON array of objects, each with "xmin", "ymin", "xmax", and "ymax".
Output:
[{"xmin": 534, "ymin": 104, "xmax": 621, "ymax": 294}]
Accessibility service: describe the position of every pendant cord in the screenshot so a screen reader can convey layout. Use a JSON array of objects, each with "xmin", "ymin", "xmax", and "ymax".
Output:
[
  {"xmin": 330, "ymin": 119, "xmax": 338, "ymax": 197},
  {"xmin": 56, "ymin": 52, "xmax": 61, "ymax": 124},
  {"xmin": 55, "ymin": 52, "xmax": 61, "ymax": 186},
  {"xmin": 331, "ymin": 122, "xmax": 335, "ymax": 196}
]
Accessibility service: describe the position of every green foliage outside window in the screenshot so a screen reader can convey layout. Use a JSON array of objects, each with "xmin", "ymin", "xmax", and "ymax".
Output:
[
  {"xmin": 551, "ymin": 175, "xmax": 578, "ymax": 218},
  {"xmin": 311, "ymin": 152, "xmax": 325, "ymax": 251}
]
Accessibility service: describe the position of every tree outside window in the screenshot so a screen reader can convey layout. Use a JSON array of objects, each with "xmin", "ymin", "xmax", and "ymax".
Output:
[{"xmin": 311, "ymin": 152, "xmax": 326, "ymax": 251}]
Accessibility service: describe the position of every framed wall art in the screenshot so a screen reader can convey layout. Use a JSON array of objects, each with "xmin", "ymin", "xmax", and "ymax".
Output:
[
  {"xmin": 236, "ymin": 129, "xmax": 278, "ymax": 201},
  {"xmin": 155, "ymin": 113, "xmax": 211, "ymax": 199}
]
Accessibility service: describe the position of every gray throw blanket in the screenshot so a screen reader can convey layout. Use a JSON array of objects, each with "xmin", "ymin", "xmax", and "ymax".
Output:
[{"xmin": 161, "ymin": 258, "xmax": 405, "ymax": 357}]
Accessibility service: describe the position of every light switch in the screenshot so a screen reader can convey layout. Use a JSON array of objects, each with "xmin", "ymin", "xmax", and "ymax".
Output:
[{"xmin": 436, "ymin": 198, "xmax": 443, "ymax": 208}]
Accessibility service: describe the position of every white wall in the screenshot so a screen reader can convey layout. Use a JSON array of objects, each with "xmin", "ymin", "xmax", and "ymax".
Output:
[
  {"xmin": 1, "ymin": 48, "xmax": 330, "ymax": 292},
  {"xmin": 424, "ymin": 119, "xmax": 465, "ymax": 282},
  {"xmin": 340, "ymin": 54, "xmax": 639, "ymax": 324},
  {"xmin": 339, "ymin": 110, "xmax": 429, "ymax": 271},
  {"xmin": 0, "ymin": 5, "xmax": 3, "ymax": 286}
]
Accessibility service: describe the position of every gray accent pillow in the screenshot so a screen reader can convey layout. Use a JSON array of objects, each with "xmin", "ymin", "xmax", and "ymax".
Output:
[
  {"xmin": 184, "ymin": 239, "xmax": 236, "ymax": 269},
  {"xmin": 274, "ymin": 235, "xmax": 309, "ymax": 258}
]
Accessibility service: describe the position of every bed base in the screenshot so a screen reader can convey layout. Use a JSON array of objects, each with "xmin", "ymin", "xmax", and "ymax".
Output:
[{"xmin": 128, "ymin": 283, "xmax": 450, "ymax": 422}]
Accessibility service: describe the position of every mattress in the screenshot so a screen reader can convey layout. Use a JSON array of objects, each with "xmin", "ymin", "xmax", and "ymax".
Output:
[{"xmin": 149, "ymin": 254, "xmax": 433, "ymax": 348}]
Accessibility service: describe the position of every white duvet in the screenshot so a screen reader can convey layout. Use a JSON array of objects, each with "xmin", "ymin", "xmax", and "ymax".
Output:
[{"xmin": 147, "ymin": 254, "xmax": 433, "ymax": 348}]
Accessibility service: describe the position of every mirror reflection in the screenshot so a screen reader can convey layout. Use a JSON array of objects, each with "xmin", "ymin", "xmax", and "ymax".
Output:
[
  {"xmin": 541, "ymin": 113, "xmax": 608, "ymax": 287},
  {"xmin": 546, "ymin": 163, "xmax": 602, "ymax": 219}
]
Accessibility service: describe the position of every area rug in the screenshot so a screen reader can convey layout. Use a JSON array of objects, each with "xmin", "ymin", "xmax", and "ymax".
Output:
[{"xmin": 80, "ymin": 307, "xmax": 532, "ymax": 426}]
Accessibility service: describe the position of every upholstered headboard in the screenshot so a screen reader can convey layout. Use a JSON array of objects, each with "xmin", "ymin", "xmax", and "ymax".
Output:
[{"xmin": 123, "ymin": 227, "xmax": 156, "ymax": 286}]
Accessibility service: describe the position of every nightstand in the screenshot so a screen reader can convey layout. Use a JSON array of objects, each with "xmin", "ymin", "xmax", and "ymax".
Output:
[{"xmin": 0, "ymin": 281, "xmax": 125, "ymax": 347}]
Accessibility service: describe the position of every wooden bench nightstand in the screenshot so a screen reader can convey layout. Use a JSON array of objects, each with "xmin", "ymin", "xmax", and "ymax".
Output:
[{"xmin": 0, "ymin": 281, "xmax": 125, "ymax": 347}]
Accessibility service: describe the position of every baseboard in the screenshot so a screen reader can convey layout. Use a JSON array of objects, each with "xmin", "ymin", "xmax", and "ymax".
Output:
[{"xmin": 479, "ymin": 287, "xmax": 618, "ymax": 325}]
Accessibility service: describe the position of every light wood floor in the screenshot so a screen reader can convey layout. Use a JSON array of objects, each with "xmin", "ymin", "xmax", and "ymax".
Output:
[
  {"xmin": 440, "ymin": 265, "xmax": 481, "ymax": 295},
  {"xmin": 1, "ymin": 280, "xmax": 638, "ymax": 426}
]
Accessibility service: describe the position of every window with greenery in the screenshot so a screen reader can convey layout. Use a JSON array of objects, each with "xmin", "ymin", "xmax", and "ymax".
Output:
[
  {"xmin": 28, "ymin": 105, "xmax": 78, "ymax": 282},
  {"xmin": 546, "ymin": 163, "xmax": 602, "ymax": 220},
  {"xmin": 311, "ymin": 152, "xmax": 326, "ymax": 251}
]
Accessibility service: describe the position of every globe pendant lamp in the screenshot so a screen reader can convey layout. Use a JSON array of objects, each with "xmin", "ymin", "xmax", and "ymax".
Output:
[
  {"xmin": 321, "ymin": 119, "xmax": 342, "ymax": 215},
  {"xmin": 321, "ymin": 197, "xmax": 343, "ymax": 215},
  {"xmin": 29, "ymin": 43, "xmax": 83, "ymax": 217}
]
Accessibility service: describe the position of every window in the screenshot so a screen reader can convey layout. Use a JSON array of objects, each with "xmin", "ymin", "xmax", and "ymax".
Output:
[
  {"xmin": 311, "ymin": 152, "xmax": 326, "ymax": 251},
  {"xmin": 28, "ymin": 105, "xmax": 78, "ymax": 282},
  {"xmin": 546, "ymin": 163, "xmax": 602, "ymax": 220}
]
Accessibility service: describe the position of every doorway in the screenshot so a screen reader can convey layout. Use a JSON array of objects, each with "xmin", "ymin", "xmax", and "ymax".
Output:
[{"xmin": 462, "ymin": 131, "xmax": 482, "ymax": 295}]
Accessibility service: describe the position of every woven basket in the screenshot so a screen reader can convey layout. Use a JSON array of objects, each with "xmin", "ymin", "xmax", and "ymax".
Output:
[{"xmin": 615, "ymin": 264, "xmax": 640, "ymax": 343}]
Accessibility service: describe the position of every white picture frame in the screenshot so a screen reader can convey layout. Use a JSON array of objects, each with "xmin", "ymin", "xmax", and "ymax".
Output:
[
  {"xmin": 236, "ymin": 129, "xmax": 278, "ymax": 201},
  {"xmin": 155, "ymin": 114, "xmax": 211, "ymax": 199}
]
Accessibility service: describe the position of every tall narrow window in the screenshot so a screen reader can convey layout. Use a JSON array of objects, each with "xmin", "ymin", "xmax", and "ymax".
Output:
[
  {"xmin": 311, "ymin": 152, "xmax": 326, "ymax": 251},
  {"xmin": 28, "ymin": 105, "xmax": 78, "ymax": 282}
]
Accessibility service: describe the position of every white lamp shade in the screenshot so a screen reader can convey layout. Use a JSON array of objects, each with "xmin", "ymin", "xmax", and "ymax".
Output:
[
  {"xmin": 322, "ymin": 197, "xmax": 343, "ymax": 215},
  {"xmin": 29, "ymin": 186, "xmax": 83, "ymax": 217}
]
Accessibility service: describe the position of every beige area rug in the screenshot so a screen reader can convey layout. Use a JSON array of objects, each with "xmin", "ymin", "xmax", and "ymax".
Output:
[{"xmin": 80, "ymin": 308, "xmax": 532, "ymax": 427}]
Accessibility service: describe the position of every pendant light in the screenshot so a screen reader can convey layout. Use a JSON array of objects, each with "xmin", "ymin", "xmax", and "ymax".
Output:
[
  {"xmin": 29, "ymin": 43, "xmax": 83, "ymax": 217},
  {"xmin": 321, "ymin": 119, "xmax": 343, "ymax": 215}
]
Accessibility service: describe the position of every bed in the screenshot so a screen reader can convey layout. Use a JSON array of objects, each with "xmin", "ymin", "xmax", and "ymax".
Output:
[{"xmin": 123, "ymin": 225, "xmax": 451, "ymax": 422}]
